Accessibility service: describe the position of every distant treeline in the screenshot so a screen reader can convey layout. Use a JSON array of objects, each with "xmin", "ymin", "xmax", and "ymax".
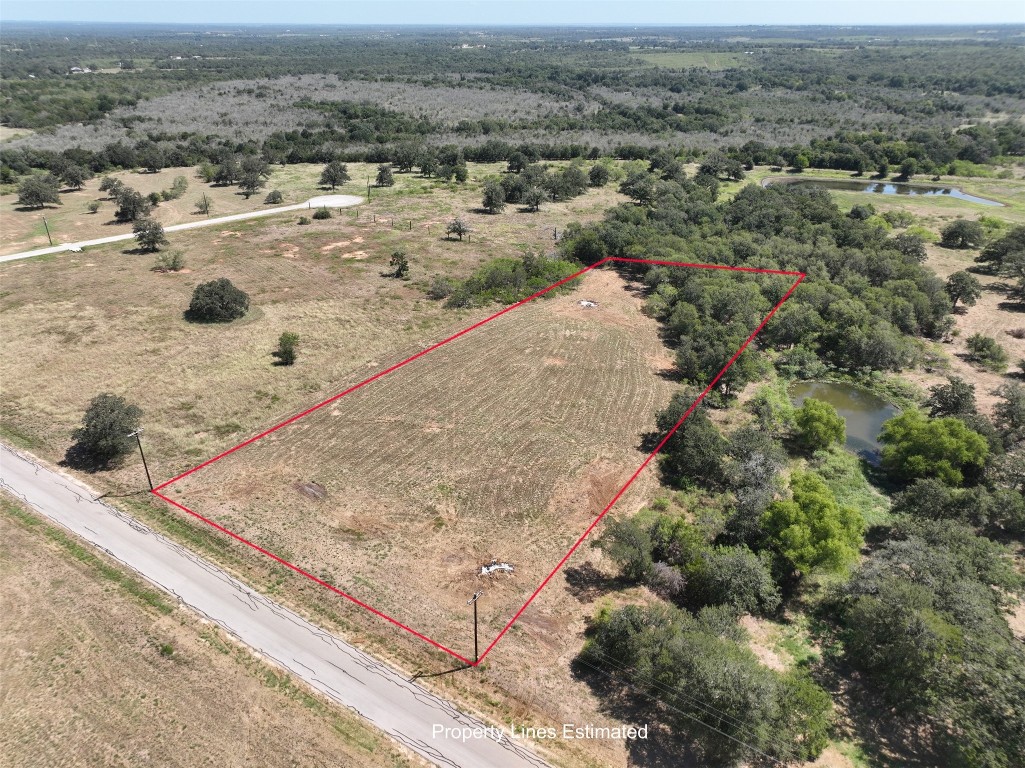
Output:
[{"xmin": 3, "ymin": 117, "xmax": 1022, "ymax": 185}]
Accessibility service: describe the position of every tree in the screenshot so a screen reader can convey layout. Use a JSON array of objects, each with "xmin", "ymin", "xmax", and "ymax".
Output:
[
  {"xmin": 264, "ymin": 190, "xmax": 283, "ymax": 204},
  {"xmin": 965, "ymin": 333, "xmax": 1009, "ymax": 372},
  {"xmin": 61, "ymin": 164, "xmax": 91, "ymax": 190},
  {"xmin": 686, "ymin": 545, "xmax": 781, "ymax": 615},
  {"xmin": 657, "ymin": 397, "xmax": 728, "ymax": 489},
  {"xmin": 588, "ymin": 164, "xmax": 610, "ymax": 187},
  {"xmin": 238, "ymin": 172, "xmax": 265, "ymax": 199},
  {"xmin": 133, "ymin": 218, "xmax": 168, "ymax": 252},
  {"xmin": 392, "ymin": 143, "xmax": 421, "ymax": 173},
  {"xmin": 897, "ymin": 157, "xmax": 917, "ymax": 180},
  {"xmin": 16, "ymin": 175, "xmax": 61, "ymax": 208},
  {"xmin": 482, "ymin": 180, "xmax": 506, "ymax": 213},
  {"xmin": 389, "ymin": 251, "xmax": 409, "ymax": 278},
  {"xmin": 522, "ymin": 186, "xmax": 548, "ymax": 212},
  {"xmin": 446, "ymin": 218, "xmax": 471, "ymax": 241},
  {"xmin": 760, "ymin": 471, "xmax": 864, "ymax": 575},
  {"xmin": 272, "ymin": 332, "xmax": 299, "ymax": 366},
  {"xmin": 214, "ymin": 154, "xmax": 241, "ymax": 186},
  {"xmin": 187, "ymin": 278, "xmax": 250, "ymax": 323},
  {"xmin": 597, "ymin": 517, "xmax": 653, "ymax": 581},
  {"xmin": 940, "ymin": 219, "xmax": 985, "ymax": 249},
  {"xmin": 994, "ymin": 382, "xmax": 1025, "ymax": 445},
  {"xmin": 376, "ymin": 164, "xmax": 394, "ymax": 187},
  {"xmin": 195, "ymin": 194, "xmax": 212, "ymax": 215},
  {"xmin": 926, "ymin": 376, "xmax": 976, "ymax": 418},
  {"xmin": 319, "ymin": 160, "xmax": 350, "ymax": 190},
  {"xmin": 506, "ymin": 152, "xmax": 528, "ymax": 173},
  {"xmin": 98, "ymin": 175, "xmax": 124, "ymax": 198},
  {"xmin": 618, "ymin": 170, "xmax": 656, "ymax": 205},
  {"xmin": 794, "ymin": 398, "xmax": 846, "ymax": 452},
  {"xmin": 114, "ymin": 188, "xmax": 151, "ymax": 222},
  {"xmin": 880, "ymin": 410, "xmax": 989, "ymax": 486},
  {"xmin": 945, "ymin": 270, "xmax": 982, "ymax": 309},
  {"xmin": 419, "ymin": 153, "xmax": 438, "ymax": 178},
  {"xmin": 70, "ymin": 393, "xmax": 142, "ymax": 468}
]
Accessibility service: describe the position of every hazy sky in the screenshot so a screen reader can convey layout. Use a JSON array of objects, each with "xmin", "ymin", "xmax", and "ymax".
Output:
[{"xmin": 2, "ymin": 1, "xmax": 1023, "ymax": 26}]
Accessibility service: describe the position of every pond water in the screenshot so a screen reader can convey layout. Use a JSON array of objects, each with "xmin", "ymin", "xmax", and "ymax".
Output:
[
  {"xmin": 773, "ymin": 178, "xmax": 1002, "ymax": 206},
  {"xmin": 790, "ymin": 381, "xmax": 900, "ymax": 462}
]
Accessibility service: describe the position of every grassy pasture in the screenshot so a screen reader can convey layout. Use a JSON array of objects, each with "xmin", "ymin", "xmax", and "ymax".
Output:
[
  {"xmin": 0, "ymin": 497, "xmax": 413, "ymax": 768},
  {"xmin": 163, "ymin": 269, "xmax": 679, "ymax": 658}
]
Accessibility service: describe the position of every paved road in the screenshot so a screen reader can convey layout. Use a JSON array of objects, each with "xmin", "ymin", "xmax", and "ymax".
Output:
[
  {"xmin": 0, "ymin": 194, "xmax": 363, "ymax": 263},
  {"xmin": 0, "ymin": 444, "xmax": 549, "ymax": 768}
]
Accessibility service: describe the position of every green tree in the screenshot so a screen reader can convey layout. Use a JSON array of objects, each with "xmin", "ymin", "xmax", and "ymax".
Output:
[
  {"xmin": 926, "ymin": 376, "xmax": 976, "ymax": 418},
  {"xmin": 657, "ymin": 399, "xmax": 728, "ymax": 489},
  {"xmin": 506, "ymin": 152, "xmax": 528, "ymax": 173},
  {"xmin": 187, "ymin": 278, "xmax": 250, "ymax": 323},
  {"xmin": 522, "ymin": 186, "xmax": 548, "ymax": 212},
  {"xmin": 897, "ymin": 157, "xmax": 917, "ymax": 180},
  {"xmin": 879, "ymin": 411, "xmax": 989, "ymax": 486},
  {"xmin": 376, "ymin": 164, "xmax": 394, "ymax": 187},
  {"xmin": 761, "ymin": 471, "xmax": 864, "ymax": 575},
  {"xmin": 940, "ymin": 219, "xmax": 985, "ymax": 249},
  {"xmin": 597, "ymin": 517, "xmax": 653, "ymax": 581},
  {"xmin": 392, "ymin": 143, "xmax": 421, "ymax": 173},
  {"xmin": 686, "ymin": 545, "xmax": 781, "ymax": 615},
  {"xmin": 994, "ymin": 382, "xmax": 1025, "ymax": 445},
  {"xmin": 61, "ymin": 164, "xmax": 91, "ymax": 190},
  {"xmin": 70, "ymin": 393, "xmax": 142, "ymax": 468},
  {"xmin": 319, "ymin": 160, "xmax": 350, "ymax": 190},
  {"xmin": 214, "ymin": 154, "xmax": 241, "ymax": 185},
  {"xmin": 389, "ymin": 250, "xmax": 410, "ymax": 278},
  {"xmin": 272, "ymin": 332, "xmax": 299, "ymax": 366},
  {"xmin": 446, "ymin": 218, "xmax": 470, "ymax": 241},
  {"xmin": 618, "ymin": 170, "xmax": 656, "ymax": 204},
  {"xmin": 114, "ymin": 188, "xmax": 151, "ymax": 222},
  {"xmin": 16, "ymin": 174, "xmax": 61, "ymax": 208},
  {"xmin": 238, "ymin": 172, "xmax": 265, "ymax": 199},
  {"xmin": 588, "ymin": 164, "xmax": 610, "ymax": 187},
  {"xmin": 965, "ymin": 333, "xmax": 1008, "ymax": 372},
  {"xmin": 794, "ymin": 398, "xmax": 846, "ymax": 452},
  {"xmin": 945, "ymin": 270, "xmax": 983, "ymax": 309},
  {"xmin": 482, "ymin": 179, "xmax": 506, "ymax": 213},
  {"xmin": 132, "ymin": 217, "xmax": 168, "ymax": 252}
]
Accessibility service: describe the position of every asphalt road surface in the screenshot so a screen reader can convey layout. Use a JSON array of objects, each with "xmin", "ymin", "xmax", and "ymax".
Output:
[
  {"xmin": 0, "ymin": 194, "xmax": 364, "ymax": 263},
  {"xmin": 0, "ymin": 443, "xmax": 550, "ymax": 768}
]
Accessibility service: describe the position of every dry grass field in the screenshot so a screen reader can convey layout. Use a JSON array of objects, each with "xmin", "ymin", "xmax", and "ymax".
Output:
[
  {"xmin": 0, "ymin": 497, "xmax": 416, "ymax": 768},
  {"xmin": 162, "ymin": 268, "xmax": 679, "ymax": 659},
  {"xmin": 0, "ymin": 163, "xmax": 624, "ymax": 488}
]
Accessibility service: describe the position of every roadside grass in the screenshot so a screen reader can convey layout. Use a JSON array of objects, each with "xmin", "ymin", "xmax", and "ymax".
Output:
[
  {"xmin": 0, "ymin": 494, "xmax": 413, "ymax": 768},
  {"xmin": 2, "ymin": 495, "xmax": 174, "ymax": 614}
]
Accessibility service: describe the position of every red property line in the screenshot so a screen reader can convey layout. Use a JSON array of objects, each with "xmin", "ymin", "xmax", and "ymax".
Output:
[{"xmin": 153, "ymin": 257, "xmax": 805, "ymax": 666}]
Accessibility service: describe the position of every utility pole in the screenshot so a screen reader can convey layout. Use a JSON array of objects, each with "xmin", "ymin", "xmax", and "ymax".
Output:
[
  {"xmin": 127, "ymin": 429, "xmax": 153, "ymax": 491},
  {"xmin": 41, "ymin": 216, "xmax": 53, "ymax": 245},
  {"xmin": 467, "ymin": 590, "xmax": 484, "ymax": 662}
]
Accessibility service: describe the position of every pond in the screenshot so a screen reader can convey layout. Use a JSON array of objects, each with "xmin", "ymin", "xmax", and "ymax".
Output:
[
  {"xmin": 769, "ymin": 178, "xmax": 1002, "ymax": 206},
  {"xmin": 790, "ymin": 381, "xmax": 900, "ymax": 462}
]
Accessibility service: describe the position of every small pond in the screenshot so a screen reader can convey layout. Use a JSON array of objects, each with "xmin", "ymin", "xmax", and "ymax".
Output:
[
  {"xmin": 771, "ymin": 178, "xmax": 1002, "ymax": 206},
  {"xmin": 790, "ymin": 381, "xmax": 900, "ymax": 462}
]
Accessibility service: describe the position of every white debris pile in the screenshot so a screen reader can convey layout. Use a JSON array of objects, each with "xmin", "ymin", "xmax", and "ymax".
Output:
[
  {"xmin": 480, "ymin": 559, "xmax": 515, "ymax": 576},
  {"xmin": 578, "ymin": 300, "xmax": 598, "ymax": 308}
]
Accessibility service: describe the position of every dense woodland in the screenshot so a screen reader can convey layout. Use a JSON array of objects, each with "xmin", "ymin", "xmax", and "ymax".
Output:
[{"xmin": 3, "ymin": 22, "xmax": 1025, "ymax": 768}]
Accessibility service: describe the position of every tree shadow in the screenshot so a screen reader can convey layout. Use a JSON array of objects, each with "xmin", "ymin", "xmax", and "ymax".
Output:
[
  {"xmin": 60, "ymin": 442, "xmax": 117, "ymax": 473},
  {"xmin": 15, "ymin": 205, "xmax": 56, "ymax": 213},
  {"xmin": 563, "ymin": 562, "xmax": 630, "ymax": 602},
  {"xmin": 997, "ymin": 300, "xmax": 1025, "ymax": 313}
]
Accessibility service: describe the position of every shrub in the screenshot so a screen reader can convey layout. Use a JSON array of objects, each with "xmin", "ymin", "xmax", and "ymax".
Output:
[
  {"xmin": 154, "ymin": 249, "xmax": 186, "ymax": 272},
  {"xmin": 298, "ymin": 215, "xmax": 311, "ymax": 225},
  {"xmin": 133, "ymin": 217, "xmax": 168, "ymax": 252},
  {"xmin": 965, "ymin": 333, "xmax": 1009, "ymax": 371},
  {"xmin": 427, "ymin": 275, "xmax": 454, "ymax": 300},
  {"xmin": 264, "ymin": 189, "xmax": 283, "ymax": 204},
  {"xmin": 272, "ymin": 332, "xmax": 299, "ymax": 366},
  {"xmin": 879, "ymin": 410, "xmax": 989, "ymax": 486},
  {"xmin": 794, "ymin": 398, "xmax": 846, "ymax": 452},
  {"xmin": 389, "ymin": 250, "xmax": 409, "ymax": 278},
  {"xmin": 588, "ymin": 164, "xmax": 610, "ymax": 187},
  {"xmin": 940, "ymin": 219, "xmax": 985, "ymax": 249},
  {"xmin": 312, "ymin": 207, "xmax": 332, "ymax": 220},
  {"xmin": 376, "ymin": 164, "xmax": 394, "ymax": 187},
  {"xmin": 187, "ymin": 278, "xmax": 250, "ymax": 323},
  {"xmin": 86, "ymin": 200, "xmax": 101, "ymax": 214}
]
